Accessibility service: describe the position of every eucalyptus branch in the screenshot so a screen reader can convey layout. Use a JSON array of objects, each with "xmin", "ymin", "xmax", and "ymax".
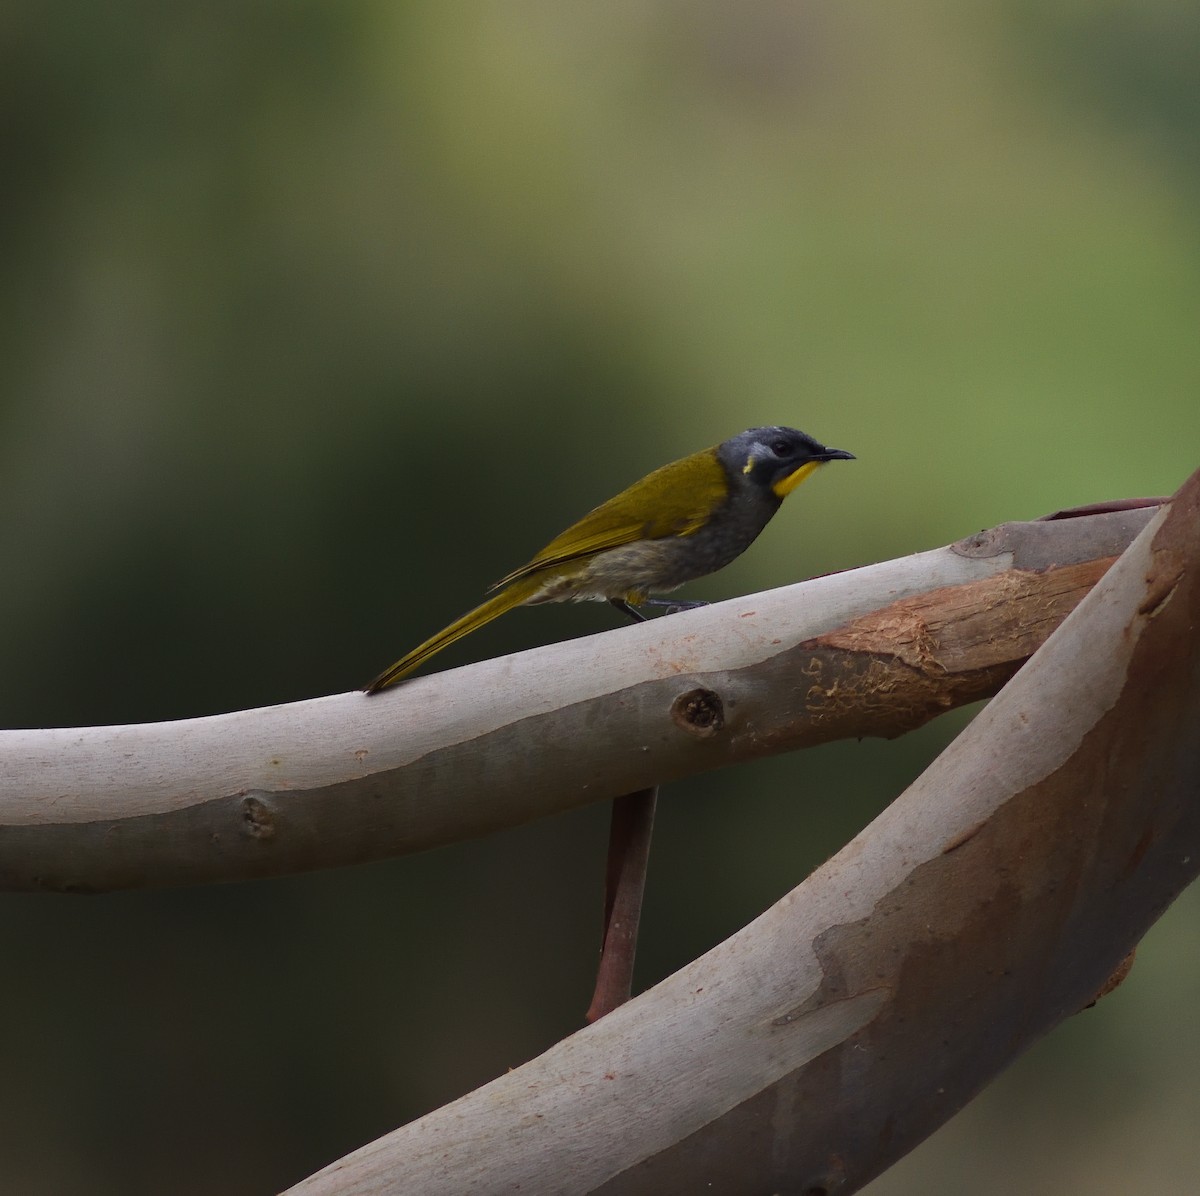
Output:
[
  {"xmin": 0, "ymin": 505, "xmax": 1157, "ymax": 893},
  {"xmin": 285, "ymin": 473, "xmax": 1199, "ymax": 1195}
]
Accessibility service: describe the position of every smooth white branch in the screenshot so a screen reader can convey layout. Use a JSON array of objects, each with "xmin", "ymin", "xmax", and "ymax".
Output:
[
  {"xmin": 0, "ymin": 506, "xmax": 1155, "ymax": 892},
  {"xmin": 285, "ymin": 475, "xmax": 1200, "ymax": 1195}
]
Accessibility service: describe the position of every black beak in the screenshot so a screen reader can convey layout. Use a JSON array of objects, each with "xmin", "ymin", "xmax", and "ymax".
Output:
[{"xmin": 817, "ymin": 447, "xmax": 855, "ymax": 462}]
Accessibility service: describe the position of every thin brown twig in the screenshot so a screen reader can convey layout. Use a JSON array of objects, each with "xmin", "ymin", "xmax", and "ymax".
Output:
[
  {"xmin": 585, "ymin": 786, "xmax": 658, "ymax": 1023},
  {"xmin": 1037, "ymin": 496, "xmax": 1166, "ymax": 520}
]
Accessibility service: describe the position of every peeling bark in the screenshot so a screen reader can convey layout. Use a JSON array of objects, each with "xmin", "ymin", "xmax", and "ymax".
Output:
[
  {"xmin": 0, "ymin": 506, "xmax": 1156, "ymax": 893},
  {"xmin": 282, "ymin": 476, "xmax": 1199, "ymax": 1196}
]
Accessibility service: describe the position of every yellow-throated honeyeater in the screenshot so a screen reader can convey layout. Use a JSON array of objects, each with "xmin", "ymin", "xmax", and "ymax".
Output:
[{"xmin": 365, "ymin": 425, "xmax": 853, "ymax": 692}]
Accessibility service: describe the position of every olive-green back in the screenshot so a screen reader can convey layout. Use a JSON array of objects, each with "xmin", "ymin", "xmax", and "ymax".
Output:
[{"xmin": 489, "ymin": 447, "xmax": 729, "ymax": 591}]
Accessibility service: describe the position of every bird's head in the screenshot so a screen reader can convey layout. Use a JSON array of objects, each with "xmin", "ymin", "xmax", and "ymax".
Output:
[{"xmin": 718, "ymin": 426, "xmax": 855, "ymax": 500}]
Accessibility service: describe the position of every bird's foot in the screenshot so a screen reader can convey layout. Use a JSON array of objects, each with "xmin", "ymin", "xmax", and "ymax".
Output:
[
  {"xmin": 610, "ymin": 597, "xmax": 710, "ymax": 624},
  {"xmin": 639, "ymin": 598, "xmax": 710, "ymax": 616}
]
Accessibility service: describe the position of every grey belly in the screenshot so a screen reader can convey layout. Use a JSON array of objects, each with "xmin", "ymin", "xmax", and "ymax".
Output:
[{"xmin": 528, "ymin": 519, "xmax": 764, "ymax": 604}]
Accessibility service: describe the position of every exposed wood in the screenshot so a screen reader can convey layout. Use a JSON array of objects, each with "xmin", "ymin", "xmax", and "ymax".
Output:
[
  {"xmin": 284, "ymin": 472, "xmax": 1199, "ymax": 1196},
  {"xmin": 0, "ymin": 506, "xmax": 1156, "ymax": 893}
]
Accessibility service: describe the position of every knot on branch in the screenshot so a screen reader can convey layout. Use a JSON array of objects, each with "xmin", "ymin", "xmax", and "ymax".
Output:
[
  {"xmin": 670, "ymin": 688, "xmax": 724, "ymax": 737},
  {"xmin": 240, "ymin": 794, "xmax": 276, "ymax": 840}
]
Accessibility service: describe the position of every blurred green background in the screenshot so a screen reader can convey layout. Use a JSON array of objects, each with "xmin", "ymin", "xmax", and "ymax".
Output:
[{"xmin": 2, "ymin": 2, "xmax": 1198, "ymax": 1192}]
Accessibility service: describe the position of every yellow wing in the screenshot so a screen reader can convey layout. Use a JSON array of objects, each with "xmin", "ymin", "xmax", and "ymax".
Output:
[{"xmin": 489, "ymin": 447, "xmax": 729, "ymax": 591}]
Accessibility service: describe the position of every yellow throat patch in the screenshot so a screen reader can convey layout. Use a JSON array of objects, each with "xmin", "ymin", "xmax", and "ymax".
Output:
[{"xmin": 772, "ymin": 460, "xmax": 822, "ymax": 498}]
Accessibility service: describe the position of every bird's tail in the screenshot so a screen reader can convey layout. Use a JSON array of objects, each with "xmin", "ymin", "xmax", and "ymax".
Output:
[{"xmin": 364, "ymin": 577, "xmax": 541, "ymax": 693}]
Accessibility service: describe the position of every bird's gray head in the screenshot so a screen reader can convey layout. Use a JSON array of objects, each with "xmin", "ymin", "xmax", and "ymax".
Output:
[{"xmin": 717, "ymin": 426, "xmax": 855, "ymax": 500}]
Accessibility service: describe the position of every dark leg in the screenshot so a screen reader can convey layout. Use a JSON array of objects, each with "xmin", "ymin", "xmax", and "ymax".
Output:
[
  {"xmin": 610, "ymin": 596, "xmax": 709, "ymax": 622},
  {"xmin": 609, "ymin": 597, "xmax": 647, "ymax": 623}
]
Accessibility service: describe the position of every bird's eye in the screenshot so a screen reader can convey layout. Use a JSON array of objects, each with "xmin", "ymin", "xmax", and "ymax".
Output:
[{"xmin": 770, "ymin": 438, "xmax": 792, "ymax": 456}]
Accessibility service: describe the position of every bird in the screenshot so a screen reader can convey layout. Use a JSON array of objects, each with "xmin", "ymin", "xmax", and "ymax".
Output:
[{"xmin": 364, "ymin": 425, "xmax": 854, "ymax": 692}]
